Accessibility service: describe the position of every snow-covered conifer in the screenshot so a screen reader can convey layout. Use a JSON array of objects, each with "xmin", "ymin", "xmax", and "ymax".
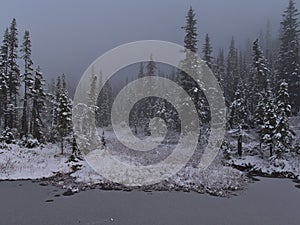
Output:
[
  {"xmin": 274, "ymin": 81, "xmax": 295, "ymax": 157},
  {"xmin": 20, "ymin": 30, "xmax": 34, "ymax": 138}
]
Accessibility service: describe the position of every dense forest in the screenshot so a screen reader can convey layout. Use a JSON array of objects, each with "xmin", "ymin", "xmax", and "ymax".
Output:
[
  {"xmin": 0, "ymin": 18, "xmax": 73, "ymax": 153},
  {"xmin": 0, "ymin": 0, "xmax": 299, "ymax": 163}
]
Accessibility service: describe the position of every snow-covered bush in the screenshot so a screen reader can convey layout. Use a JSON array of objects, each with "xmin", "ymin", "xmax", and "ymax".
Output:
[
  {"xmin": 0, "ymin": 129, "xmax": 15, "ymax": 144},
  {"xmin": 120, "ymin": 121, "xmax": 126, "ymax": 128},
  {"xmin": 20, "ymin": 136, "xmax": 40, "ymax": 148},
  {"xmin": 221, "ymin": 140, "xmax": 234, "ymax": 159},
  {"xmin": 292, "ymin": 140, "xmax": 300, "ymax": 154},
  {"xmin": 270, "ymin": 156, "xmax": 287, "ymax": 169}
]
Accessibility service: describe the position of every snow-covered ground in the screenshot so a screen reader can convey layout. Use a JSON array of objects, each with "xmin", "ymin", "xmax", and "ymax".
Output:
[
  {"xmin": 0, "ymin": 144, "xmax": 75, "ymax": 180},
  {"xmin": 230, "ymin": 155, "xmax": 300, "ymax": 179},
  {"xmin": 0, "ymin": 134, "xmax": 246, "ymax": 196}
]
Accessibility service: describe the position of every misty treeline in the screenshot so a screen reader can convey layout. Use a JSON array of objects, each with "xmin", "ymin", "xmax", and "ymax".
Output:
[
  {"xmin": 0, "ymin": 19, "xmax": 74, "ymax": 154},
  {"xmin": 90, "ymin": 1, "xmax": 299, "ymax": 159}
]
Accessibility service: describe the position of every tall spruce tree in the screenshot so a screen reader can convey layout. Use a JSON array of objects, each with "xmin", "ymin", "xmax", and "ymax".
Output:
[
  {"xmin": 259, "ymin": 80, "xmax": 277, "ymax": 157},
  {"xmin": 20, "ymin": 30, "xmax": 34, "ymax": 138},
  {"xmin": 88, "ymin": 67, "xmax": 98, "ymax": 106},
  {"xmin": 182, "ymin": 6, "xmax": 198, "ymax": 53},
  {"xmin": 202, "ymin": 33, "xmax": 213, "ymax": 69},
  {"xmin": 46, "ymin": 79, "xmax": 57, "ymax": 142},
  {"xmin": 274, "ymin": 81, "xmax": 295, "ymax": 157},
  {"xmin": 56, "ymin": 75, "xmax": 72, "ymax": 154},
  {"xmin": 278, "ymin": 0, "xmax": 300, "ymax": 114},
  {"xmin": 228, "ymin": 84, "xmax": 247, "ymax": 129},
  {"xmin": 179, "ymin": 7, "xmax": 209, "ymax": 129},
  {"xmin": 215, "ymin": 48, "xmax": 225, "ymax": 89},
  {"xmin": 7, "ymin": 18, "xmax": 20, "ymax": 129},
  {"xmin": 145, "ymin": 56, "xmax": 157, "ymax": 120},
  {"xmin": 30, "ymin": 67, "xmax": 46, "ymax": 142},
  {"xmin": 251, "ymin": 39, "xmax": 271, "ymax": 116},
  {"xmin": 97, "ymin": 79, "xmax": 112, "ymax": 127},
  {"xmin": 146, "ymin": 54, "xmax": 156, "ymax": 76},
  {"xmin": 224, "ymin": 37, "xmax": 239, "ymax": 105},
  {"xmin": 252, "ymin": 39, "xmax": 270, "ymax": 94},
  {"xmin": 138, "ymin": 62, "xmax": 144, "ymax": 78},
  {"xmin": 180, "ymin": 6, "xmax": 199, "ymax": 96},
  {"xmin": 0, "ymin": 28, "xmax": 9, "ymax": 128},
  {"xmin": 180, "ymin": 6, "xmax": 199, "ymax": 95},
  {"xmin": 254, "ymin": 92, "xmax": 265, "ymax": 130},
  {"xmin": 85, "ymin": 69, "xmax": 99, "ymax": 144}
]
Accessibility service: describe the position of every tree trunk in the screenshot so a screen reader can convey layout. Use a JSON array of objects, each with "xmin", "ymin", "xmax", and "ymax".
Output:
[
  {"xmin": 21, "ymin": 97, "xmax": 27, "ymax": 138},
  {"xmin": 61, "ymin": 137, "xmax": 64, "ymax": 155},
  {"xmin": 238, "ymin": 134, "xmax": 242, "ymax": 157},
  {"xmin": 72, "ymin": 135, "xmax": 78, "ymax": 157},
  {"xmin": 259, "ymin": 141, "xmax": 263, "ymax": 158}
]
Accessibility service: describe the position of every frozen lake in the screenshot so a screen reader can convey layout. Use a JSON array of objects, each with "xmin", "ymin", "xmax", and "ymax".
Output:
[{"xmin": 0, "ymin": 177, "xmax": 299, "ymax": 225}]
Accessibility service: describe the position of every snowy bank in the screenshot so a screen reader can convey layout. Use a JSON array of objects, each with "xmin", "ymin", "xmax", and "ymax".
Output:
[
  {"xmin": 0, "ymin": 144, "xmax": 74, "ymax": 180},
  {"xmin": 0, "ymin": 143, "xmax": 247, "ymax": 196},
  {"xmin": 230, "ymin": 155, "xmax": 300, "ymax": 179}
]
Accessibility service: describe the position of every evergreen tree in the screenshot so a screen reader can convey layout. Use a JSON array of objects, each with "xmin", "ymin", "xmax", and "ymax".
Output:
[
  {"xmin": 97, "ymin": 80, "xmax": 112, "ymax": 127},
  {"xmin": 56, "ymin": 75, "xmax": 72, "ymax": 154},
  {"xmin": 145, "ymin": 55, "xmax": 157, "ymax": 120},
  {"xmin": 20, "ymin": 30, "xmax": 34, "ymax": 138},
  {"xmin": 228, "ymin": 84, "xmax": 247, "ymax": 129},
  {"xmin": 146, "ymin": 55, "xmax": 156, "ymax": 76},
  {"xmin": 81, "ymin": 69, "xmax": 99, "ymax": 146},
  {"xmin": 0, "ymin": 70, "xmax": 8, "ymax": 128},
  {"xmin": 56, "ymin": 76, "xmax": 61, "ymax": 102},
  {"xmin": 49, "ymin": 76, "xmax": 62, "ymax": 140},
  {"xmin": 278, "ymin": 0, "xmax": 300, "ymax": 114},
  {"xmin": 179, "ymin": 6, "xmax": 208, "ymax": 128},
  {"xmin": 136, "ymin": 63, "xmax": 146, "ymax": 125},
  {"xmin": 62, "ymin": 73, "xmax": 67, "ymax": 90},
  {"xmin": 169, "ymin": 67, "xmax": 177, "ymax": 81},
  {"xmin": 274, "ymin": 81, "xmax": 295, "ymax": 157},
  {"xmin": 88, "ymin": 68, "xmax": 98, "ymax": 106},
  {"xmin": 259, "ymin": 81, "xmax": 277, "ymax": 157},
  {"xmin": 179, "ymin": 53, "xmax": 207, "ymax": 130},
  {"xmin": 182, "ymin": 6, "xmax": 198, "ymax": 53},
  {"xmin": 254, "ymin": 92, "xmax": 265, "ymax": 130},
  {"xmin": 215, "ymin": 48, "xmax": 225, "ymax": 89},
  {"xmin": 238, "ymin": 50, "xmax": 246, "ymax": 80},
  {"xmin": 224, "ymin": 37, "xmax": 239, "ymax": 105},
  {"xmin": 0, "ymin": 28, "xmax": 9, "ymax": 128},
  {"xmin": 95, "ymin": 71, "xmax": 103, "ymax": 127},
  {"xmin": 46, "ymin": 79, "xmax": 57, "ymax": 142},
  {"xmin": 252, "ymin": 39, "xmax": 270, "ymax": 94},
  {"xmin": 251, "ymin": 39, "xmax": 271, "ymax": 117},
  {"xmin": 7, "ymin": 18, "xmax": 20, "ymax": 129},
  {"xmin": 138, "ymin": 62, "xmax": 144, "ymax": 78},
  {"xmin": 30, "ymin": 67, "xmax": 46, "ymax": 142},
  {"xmin": 202, "ymin": 33, "xmax": 213, "ymax": 69}
]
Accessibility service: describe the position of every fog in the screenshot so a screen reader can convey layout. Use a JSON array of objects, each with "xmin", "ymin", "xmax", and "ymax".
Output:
[{"xmin": 0, "ymin": 0, "xmax": 298, "ymax": 88}]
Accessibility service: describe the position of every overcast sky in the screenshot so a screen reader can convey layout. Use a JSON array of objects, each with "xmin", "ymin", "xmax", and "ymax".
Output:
[{"xmin": 0, "ymin": 0, "xmax": 298, "ymax": 87}]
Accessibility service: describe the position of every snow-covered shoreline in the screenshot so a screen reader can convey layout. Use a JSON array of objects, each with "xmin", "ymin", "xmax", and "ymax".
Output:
[
  {"xmin": 0, "ymin": 143, "xmax": 248, "ymax": 197},
  {"xmin": 229, "ymin": 155, "xmax": 300, "ymax": 179}
]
